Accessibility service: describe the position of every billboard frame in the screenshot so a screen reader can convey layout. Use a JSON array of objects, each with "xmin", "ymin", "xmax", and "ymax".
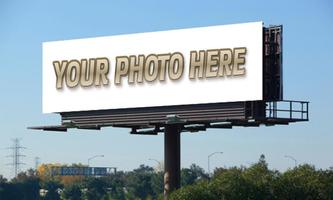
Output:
[{"xmin": 30, "ymin": 23, "xmax": 309, "ymax": 199}]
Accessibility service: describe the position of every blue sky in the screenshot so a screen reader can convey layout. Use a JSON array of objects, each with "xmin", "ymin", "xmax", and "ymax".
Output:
[{"xmin": 0, "ymin": 0, "xmax": 332, "ymax": 178}]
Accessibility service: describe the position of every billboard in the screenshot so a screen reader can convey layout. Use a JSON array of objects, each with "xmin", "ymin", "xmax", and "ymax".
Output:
[
  {"xmin": 51, "ymin": 167, "xmax": 110, "ymax": 176},
  {"xmin": 43, "ymin": 21, "xmax": 263, "ymax": 113}
]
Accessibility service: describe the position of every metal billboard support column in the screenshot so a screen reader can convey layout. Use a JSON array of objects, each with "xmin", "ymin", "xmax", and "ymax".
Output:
[{"xmin": 164, "ymin": 124, "xmax": 181, "ymax": 199}]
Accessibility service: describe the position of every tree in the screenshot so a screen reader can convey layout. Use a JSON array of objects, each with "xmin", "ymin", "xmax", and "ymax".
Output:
[
  {"xmin": 321, "ymin": 167, "xmax": 333, "ymax": 199},
  {"xmin": 10, "ymin": 169, "xmax": 41, "ymax": 200},
  {"xmin": 173, "ymin": 155, "xmax": 278, "ymax": 200},
  {"xmin": 274, "ymin": 164, "xmax": 328, "ymax": 200},
  {"xmin": 171, "ymin": 156, "xmax": 333, "ymax": 200},
  {"xmin": 41, "ymin": 179, "xmax": 63, "ymax": 200},
  {"xmin": 62, "ymin": 182, "xmax": 82, "ymax": 200},
  {"xmin": 2, "ymin": 161, "xmax": 332, "ymax": 200},
  {"xmin": 170, "ymin": 180, "xmax": 216, "ymax": 200},
  {"xmin": 37, "ymin": 163, "xmax": 85, "ymax": 187},
  {"xmin": 102, "ymin": 172, "xmax": 126, "ymax": 200},
  {"xmin": 0, "ymin": 175, "xmax": 7, "ymax": 183},
  {"xmin": 82, "ymin": 177, "xmax": 108, "ymax": 200},
  {"xmin": 151, "ymin": 171, "xmax": 164, "ymax": 198},
  {"xmin": 125, "ymin": 164, "xmax": 155, "ymax": 199},
  {"xmin": 181, "ymin": 164, "xmax": 208, "ymax": 186},
  {"xmin": 242, "ymin": 154, "xmax": 279, "ymax": 200},
  {"xmin": 0, "ymin": 175, "xmax": 9, "ymax": 200},
  {"xmin": 210, "ymin": 166, "xmax": 250, "ymax": 200}
]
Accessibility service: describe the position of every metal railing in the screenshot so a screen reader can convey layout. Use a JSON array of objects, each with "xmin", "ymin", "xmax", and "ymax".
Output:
[{"xmin": 266, "ymin": 100, "xmax": 309, "ymax": 121}]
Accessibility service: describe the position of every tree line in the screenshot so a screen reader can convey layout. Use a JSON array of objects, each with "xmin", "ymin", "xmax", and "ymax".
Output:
[{"xmin": 0, "ymin": 155, "xmax": 332, "ymax": 200}]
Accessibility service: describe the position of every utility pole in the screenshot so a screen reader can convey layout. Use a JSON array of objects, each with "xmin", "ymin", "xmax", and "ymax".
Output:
[{"xmin": 7, "ymin": 138, "xmax": 26, "ymax": 178}]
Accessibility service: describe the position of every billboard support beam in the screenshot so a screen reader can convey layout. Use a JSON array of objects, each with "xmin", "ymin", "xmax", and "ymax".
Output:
[
  {"xmin": 28, "ymin": 100, "xmax": 309, "ymax": 200},
  {"xmin": 164, "ymin": 124, "xmax": 181, "ymax": 199}
]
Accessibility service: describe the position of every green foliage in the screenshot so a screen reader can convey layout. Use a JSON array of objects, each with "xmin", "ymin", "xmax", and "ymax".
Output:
[
  {"xmin": 274, "ymin": 164, "xmax": 331, "ymax": 200},
  {"xmin": 322, "ymin": 167, "xmax": 333, "ymax": 199},
  {"xmin": 151, "ymin": 171, "xmax": 164, "ymax": 198},
  {"xmin": 82, "ymin": 177, "xmax": 108, "ymax": 200},
  {"xmin": 241, "ymin": 154, "xmax": 279, "ymax": 200},
  {"xmin": 125, "ymin": 164, "xmax": 155, "ymax": 199},
  {"xmin": 102, "ymin": 172, "xmax": 126, "ymax": 200},
  {"xmin": 171, "ymin": 155, "xmax": 333, "ymax": 200},
  {"xmin": 61, "ymin": 182, "xmax": 82, "ymax": 200},
  {"xmin": 181, "ymin": 164, "xmax": 208, "ymax": 187},
  {"xmin": 0, "ymin": 159, "xmax": 333, "ymax": 200},
  {"xmin": 41, "ymin": 178, "xmax": 63, "ymax": 200},
  {"xmin": 170, "ymin": 180, "xmax": 216, "ymax": 200},
  {"xmin": 0, "ymin": 175, "xmax": 7, "ymax": 183},
  {"xmin": 0, "ymin": 169, "xmax": 40, "ymax": 200},
  {"xmin": 211, "ymin": 167, "xmax": 251, "ymax": 200}
]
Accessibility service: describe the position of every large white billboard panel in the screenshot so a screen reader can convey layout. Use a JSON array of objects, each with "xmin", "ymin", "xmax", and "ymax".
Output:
[{"xmin": 43, "ymin": 21, "xmax": 263, "ymax": 113}]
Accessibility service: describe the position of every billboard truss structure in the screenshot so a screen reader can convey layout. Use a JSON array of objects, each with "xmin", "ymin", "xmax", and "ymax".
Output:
[{"xmin": 30, "ymin": 100, "xmax": 308, "ymax": 133}]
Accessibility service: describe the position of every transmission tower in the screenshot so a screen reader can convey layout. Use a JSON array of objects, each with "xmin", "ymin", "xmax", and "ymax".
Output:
[{"xmin": 7, "ymin": 138, "xmax": 26, "ymax": 177}]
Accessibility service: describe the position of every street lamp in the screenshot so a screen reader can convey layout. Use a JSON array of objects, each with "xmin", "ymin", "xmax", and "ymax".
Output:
[
  {"xmin": 87, "ymin": 155, "xmax": 104, "ymax": 166},
  {"xmin": 148, "ymin": 158, "xmax": 163, "ymax": 172},
  {"xmin": 208, "ymin": 152, "xmax": 223, "ymax": 176},
  {"xmin": 284, "ymin": 155, "xmax": 297, "ymax": 168},
  {"xmin": 148, "ymin": 158, "xmax": 161, "ymax": 166}
]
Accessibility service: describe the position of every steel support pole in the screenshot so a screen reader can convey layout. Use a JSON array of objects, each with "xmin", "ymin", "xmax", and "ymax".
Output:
[{"xmin": 164, "ymin": 125, "xmax": 181, "ymax": 199}]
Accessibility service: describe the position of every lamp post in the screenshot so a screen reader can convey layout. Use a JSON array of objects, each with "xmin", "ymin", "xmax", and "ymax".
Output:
[
  {"xmin": 284, "ymin": 155, "xmax": 297, "ymax": 168},
  {"xmin": 208, "ymin": 152, "xmax": 223, "ymax": 176},
  {"xmin": 149, "ymin": 158, "xmax": 163, "ymax": 172},
  {"xmin": 149, "ymin": 158, "xmax": 161, "ymax": 166},
  {"xmin": 87, "ymin": 155, "xmax": 104, "ymax": 167}
]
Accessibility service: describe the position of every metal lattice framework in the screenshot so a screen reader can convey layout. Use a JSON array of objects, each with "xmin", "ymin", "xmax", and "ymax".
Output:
[{"xmin": 29, "ymin": 100, "xmax": 308, "ymax": 133}]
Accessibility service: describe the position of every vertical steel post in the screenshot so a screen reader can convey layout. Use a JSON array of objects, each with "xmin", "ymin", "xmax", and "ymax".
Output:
[
  {"xmin": 306, "ymin": 102, "xmax": 309, "ymax": 120},
  {"xmin": 290, "ymin": 101, "xmax": 292, "ymax": 119},
  {"xmin": 164, "ymin": 124, "xmax": 181, "ymax": 199}
]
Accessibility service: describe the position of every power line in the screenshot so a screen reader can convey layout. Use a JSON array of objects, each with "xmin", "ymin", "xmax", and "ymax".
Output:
[{"xmin": 7, "ymin": 138, "xmax": 26, "ymax": 178}]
